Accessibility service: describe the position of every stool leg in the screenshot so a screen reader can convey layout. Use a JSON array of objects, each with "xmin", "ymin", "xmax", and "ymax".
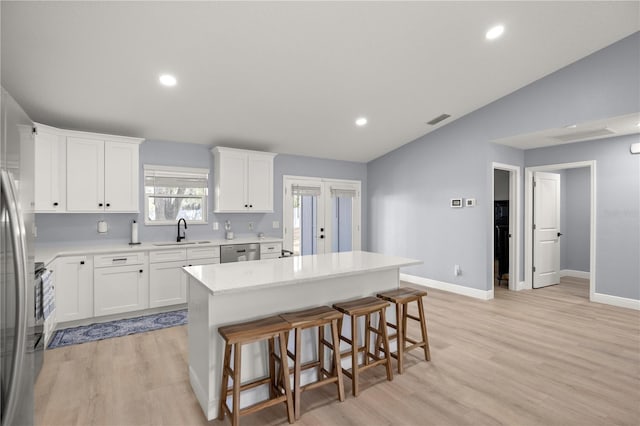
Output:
[
  {"xmin": 396, "ymin": 302, "xmax": 404, "ymax": 374},
  {"xmin": 293, "ymin": 327, "xmax": 302, "ymax": 420},
  {"xmin": 318, "ymin": 323, "xmax": 325, "ymax": 382},
  {"xmin": 268, "ymin": 337, "xmax": 276, "ymax": 398},
  {"xmin": 364, "ymin": 313, "xmax": 371, "ymax": 366},
  {"xmin": 417, "ymin": 297, "xmax": 431, "ymax": 361},
  {"xmin": 232, "ymin": 342, "xmax": 242, "ymax": 426},
  {"xmin": 379, "ymin": 308, "xmax": 393, "ymax": 382},
  {"xmin": 351, "ymin": 314, "xmax": 360, "ymax": 397},
  {"xmin": 278, "ymin": 332, "xmax": 295, "ymax": 424},
  {"xmin": 330, "ymin": 319, "xmax": 345, "ymax": 402},
  {"xmin": 218, "ymin": 341, "xmax": 232, "ymax": 421}
]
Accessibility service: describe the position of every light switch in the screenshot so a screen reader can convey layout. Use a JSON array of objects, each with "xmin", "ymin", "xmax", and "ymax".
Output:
[
  {"xmin": 272, "ymin": 221, "xmax": 280, "ymax": 229},
  {"xmin": 212, "ymin": 222, "xmax": 219, "ymax": 230}
]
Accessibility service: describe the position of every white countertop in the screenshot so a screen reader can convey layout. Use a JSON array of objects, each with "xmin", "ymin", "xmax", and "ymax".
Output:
[
  {"xmin": 35, "ymin": 236, "xmax": 283, "ymax": 266},
  {"xmin": 183, "ymin": 250, "xmax": 421, "ymax": 295}
]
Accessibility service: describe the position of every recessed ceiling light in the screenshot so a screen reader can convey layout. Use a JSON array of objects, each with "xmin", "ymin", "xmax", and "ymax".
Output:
[
  {"xmin": 355, "ymin": 117, "xmax": 368, "ymax": 126},
  {"xmin": 486, "ymin": 25, "xmax": 505, "ymax": 40},
  {"xmin": 159, "ymin": 74, "xmax": 177, "ymax": 87}
]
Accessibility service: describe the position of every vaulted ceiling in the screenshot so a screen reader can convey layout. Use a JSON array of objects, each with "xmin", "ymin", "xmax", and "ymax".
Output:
[{"xmin": 2, "ymin": 1, "xmax": 638, "ymax": 162}]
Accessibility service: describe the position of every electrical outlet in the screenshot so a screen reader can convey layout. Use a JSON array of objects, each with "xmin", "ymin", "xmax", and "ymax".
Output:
[
  {"xmin": 212, "ymin": 222, "xmax": 219, "ymax": 231},
  {"xmin": 454, "ymin": 264, "xmax": 461, "ymax": 276},
  {"xmin": 248, "ymin": 222, "xmax": 254, "ymax": 230},
  {"xmin": 272, "ymin": 221, "xmax": 280, "ymax": 229}
]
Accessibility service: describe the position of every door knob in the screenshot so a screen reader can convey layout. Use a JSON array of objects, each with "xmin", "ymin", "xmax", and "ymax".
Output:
[{"xmin": 53, "ymin": 202, "xmax": 59, "ymax": 206}]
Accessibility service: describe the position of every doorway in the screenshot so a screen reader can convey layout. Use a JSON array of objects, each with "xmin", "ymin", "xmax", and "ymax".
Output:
[
  {"xmin": 524, "ymin": 161, "xmax": 596, "ymax": 300},
  {"xmin": 283, "ymin": 176, "xmax": 361, "ymax": 255},
  {"xmin": 492, "ymin": 163, "xmax": 521, "ymax": 292}
]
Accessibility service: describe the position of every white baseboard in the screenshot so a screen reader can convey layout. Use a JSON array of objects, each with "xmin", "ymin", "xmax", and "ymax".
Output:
[
  {"xmin": 400, "ymin": 273, "xmax": 494, "ymax": 300},
  {"xmin": 560, "ymin": 269, "xmax": 590, "ymax": 279},
  {"xmin": 592, "ymin": 293, "xmax": 640, "ymax": 310},
  {"xmin": 516, "ymin": 281, "xmax": 529, "ymax": 291}
]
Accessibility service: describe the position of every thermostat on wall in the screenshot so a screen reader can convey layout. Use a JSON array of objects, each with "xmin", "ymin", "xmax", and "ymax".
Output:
[
  {"xmin": 465, "ymin": 198, "xmax": 476, "ymax": 207},
  {"xmin": 450, "ymin": 198, "xmax": 463, "ymax": 208}
]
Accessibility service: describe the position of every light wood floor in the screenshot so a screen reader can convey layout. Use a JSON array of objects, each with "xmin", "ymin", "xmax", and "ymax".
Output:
[{"xmin": 36, "ymin": 278, "xmax": 640, "ymax": 426}]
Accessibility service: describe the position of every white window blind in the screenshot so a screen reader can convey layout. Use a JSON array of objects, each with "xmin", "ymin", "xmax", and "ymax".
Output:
[
  {"xmin": 330, "ymin": 187, "xmax": 357, "ymax": 198},
  {"xmin": 144, "ymin": 165, "xmax": 209, "ymax": 225},
  {"xmin": 292, "ymin": 184, "xmax": 322, "ymax": 197}
]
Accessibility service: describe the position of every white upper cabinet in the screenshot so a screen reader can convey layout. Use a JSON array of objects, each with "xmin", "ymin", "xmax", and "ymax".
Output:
[
  {"xmin": 66, "ymin": 137, "xmax": 105, "ymax": 212},
  {"xmin": 104, "ymin": 141, "xmax": 139, "ymax": 212},
  {"xmin": 211, "ymin": 147, "xmax": 276, "ymax": 213},
  {"xmin": 34, "ymin": 124, "xmax": 66, "ymax": 212},
  {"xmin": 34, "ymin": 124, "xmax": 143, "ymax": 213}
]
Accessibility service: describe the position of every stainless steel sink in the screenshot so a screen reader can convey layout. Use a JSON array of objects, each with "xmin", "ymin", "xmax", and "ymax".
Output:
[{"xmin": 151, "ymin": 240, "xmax": 212, "ymax": 247}]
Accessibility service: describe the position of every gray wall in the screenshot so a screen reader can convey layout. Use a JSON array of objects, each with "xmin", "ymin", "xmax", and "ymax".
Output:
[
  {"xmin": 558, "ymin": 168, "xmax": 591, "ymax": 272},
  {"xmin": 35, "ymin": 141, "xmax": 367, "ymax": 247},
  {"xmin": 367, "ymin": 32, "xmax": 639, "ymax": 296},
  {"xmin": 525, "ymin": 134, "xmax": 638, "ymax": 300}
]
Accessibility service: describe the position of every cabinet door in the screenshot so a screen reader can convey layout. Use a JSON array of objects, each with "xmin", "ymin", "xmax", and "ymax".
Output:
[
  {"xmin": 216, "ymin": 151, "xmax": 247, "ymax": 212},
  {"xmin": 34, "ymin": 131, "xmax": 66, "ymax": 212},
  {"xmin": 54, "ymin": 256, "xmax": 93, "ymax": 322},
  {"xmin": 67, "ymin": 137, "xmax": 105, "ymax": 211},
  {"xmin": 104, "ymin": 141, "xmax": 139, "ymax": 212},
  {"xmin": 94, "ymin": 265, "xmax": 149, "ymax": 317},
  {"xmin": 247, "ymin": 153, "xmax": 274, "ymax": 212},
  {"xmin": 149, "ymin": 261, "xmax": 187, "ymax": 308}
]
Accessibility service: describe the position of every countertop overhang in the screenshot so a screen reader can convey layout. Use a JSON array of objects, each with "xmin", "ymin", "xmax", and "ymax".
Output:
[{"xmin": 183, "ymin": 250, "xmax": 421, "ymax": 295}]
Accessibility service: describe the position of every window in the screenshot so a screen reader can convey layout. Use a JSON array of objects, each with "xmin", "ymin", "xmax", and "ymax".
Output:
[{"xmin": 144, "ymin": 165, "xmax": 208, "ymax": 225}]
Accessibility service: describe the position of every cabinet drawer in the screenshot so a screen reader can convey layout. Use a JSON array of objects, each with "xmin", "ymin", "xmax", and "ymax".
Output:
[
  {"xmin": 94, "ymin": 252, "xmax": 145, "ymax": 268},
  {"xmin": 261, "ymin": 253, "xmax": 280, "ymax": 260},
  {"xmin": 187, "ymin": 258, "xmax": 220, "ymax": 266},
  {"xmin": 149, "ymin": 249, "xmax": 187, "ymax": 263},
  {"xmin": 187, "ymin": 246, "xmax": 220, "ymax": 260},
  {"xmin": 260, "ymin": 242, "xmax": 282, "ymax": 255}
]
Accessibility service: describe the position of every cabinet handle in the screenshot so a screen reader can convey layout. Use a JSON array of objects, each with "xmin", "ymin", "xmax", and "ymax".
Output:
[
  {"xmin": 249, "ymin": 204, "xmax": 253, "ymax": 208},
  {"xmin": 112, "ymin": 258, "xmax": 127, "ymax": 262},
  {"xmin": 80, "ymin": 261, "xmax": 85, "ymax": 265},
  {"xmin": 98, "ymin": 203, "xmax": 103, "ymax": 207},
  {"xmin": 244, "ymin": 204, "xmax": 248, "ymax": 208},
  {"xmin": 53, "ymin": 202, "xmax": 59, "ymax": 206},
  {"xmin": 139, "ymin": 269, "xmax": 143, "ymax": 273},
  {"xmin": 188, "ymin": 264, "xmax": 192, "ymax": 267},
  {"xmin": 106, "ymin": 203, "xmax": 110, "ymax": 207}
]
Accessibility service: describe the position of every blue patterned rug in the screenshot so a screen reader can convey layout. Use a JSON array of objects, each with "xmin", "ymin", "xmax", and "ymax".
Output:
[{"xmin": 48, "ymin": 309, "xmax": 187, "ymax": 349}]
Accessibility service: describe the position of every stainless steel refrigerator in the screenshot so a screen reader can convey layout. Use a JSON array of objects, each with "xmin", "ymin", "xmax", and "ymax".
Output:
[{"xmin": 1, "ymin": 87, "xmax": 40, "ymax": 426}]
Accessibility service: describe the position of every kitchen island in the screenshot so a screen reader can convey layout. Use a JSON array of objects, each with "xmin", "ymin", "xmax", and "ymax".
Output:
[{"xmin": 183, "ymin": 250, "xmax": 421, "ymax": 420}]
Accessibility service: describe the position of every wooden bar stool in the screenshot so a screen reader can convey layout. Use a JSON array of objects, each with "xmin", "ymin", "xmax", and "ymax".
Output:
[
  {"xmin": 279, "ymin": 306, "xmax": 345, "ymax": 420},
  {"xmin": 332, "ymin": 297, "xmax": 393, "ymax": 397},
  {"xmin": 218, "ymin": 315, "xmax": 295, "ymax": 426},
  {"xmin": 376, "ymin": 287, "xmax": 431, "ymax": 374}
]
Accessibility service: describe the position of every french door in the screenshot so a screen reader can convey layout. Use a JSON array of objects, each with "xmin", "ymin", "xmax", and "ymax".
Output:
[{"xmin": 283, "ymin": 176, "xmax": 361, "ymax": 256}]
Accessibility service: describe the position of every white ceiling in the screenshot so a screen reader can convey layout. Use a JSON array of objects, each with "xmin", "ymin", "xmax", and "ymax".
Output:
[{"xmin": 2, "ymin": 1, "xmax": 639, "ymax": 162}]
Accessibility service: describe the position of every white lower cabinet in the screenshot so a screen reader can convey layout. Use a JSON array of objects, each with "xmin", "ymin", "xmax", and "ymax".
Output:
[
  {"xmin": 149, "ymin": 260, "xmax": 187, "ymax": 308},
  {"xmin": 93, "ymin": 253, "xmax": 148, "ymax": 317},
  {"xmin": 54, "ymin": 255, "xmax": 94, "ymax": 322}
]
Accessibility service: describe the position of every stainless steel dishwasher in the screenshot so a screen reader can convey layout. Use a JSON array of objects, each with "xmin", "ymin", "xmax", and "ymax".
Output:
[{"xmin": 220, "ymin": 243, "xmax": 261, "ymax": 263}]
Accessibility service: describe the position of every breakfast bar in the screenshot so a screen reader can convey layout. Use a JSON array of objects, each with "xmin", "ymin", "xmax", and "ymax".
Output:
[{"xmin": 183, "ymin": 250, "xmax": 421, "ymax": 420}]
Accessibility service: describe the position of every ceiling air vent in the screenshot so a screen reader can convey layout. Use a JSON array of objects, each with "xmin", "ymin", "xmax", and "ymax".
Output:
[
  {"xmin": 552, "ymin": 128, "xmax": 615, "ymax": 142},
  {"xmin": 427, "ymin": 113, "xmax": 451, "ymax": 126}
]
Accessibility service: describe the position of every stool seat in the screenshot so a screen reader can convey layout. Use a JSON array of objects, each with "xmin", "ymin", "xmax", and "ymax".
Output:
[
  {"xmin": 333, "ymin": 297, "xmax": 390, "ymax": 316},
  {"xmin": 219, "ymin": 315, "xmax": 291, "ymax": 344},
  {"xmin": 280, "ymin": 306, "xmax": 343, "ymax": 327},
  {"xmin": 377, "ymin": 287, "xmax": 427, "ymax": 304},
  {"xmin": 376, "ymin": 287, "xmax": 431, "ymax": 374},
  {"xmin": 332, "ymin": 297, "xmax": 393, "ymax": 397}
]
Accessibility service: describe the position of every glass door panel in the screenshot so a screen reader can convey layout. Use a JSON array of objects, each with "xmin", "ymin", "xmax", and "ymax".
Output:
[{"xmin": 331, "ymin": 196, "xmax": 353, "ymax": 252}]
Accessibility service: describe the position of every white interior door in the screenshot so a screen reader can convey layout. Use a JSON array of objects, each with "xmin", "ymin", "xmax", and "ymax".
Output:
[
  {"xmin": 533, "ymin": 171, "xmax": 561, "ymax": 288},
  {"xmin": 283, "ymin": 176, "xmax": 361, "ymax": 256}
]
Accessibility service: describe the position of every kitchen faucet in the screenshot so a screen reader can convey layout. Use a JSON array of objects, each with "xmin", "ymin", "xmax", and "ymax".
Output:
[{"xmin": 177, "ymin": 218, "xmax": 188, "ymax": 242}]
